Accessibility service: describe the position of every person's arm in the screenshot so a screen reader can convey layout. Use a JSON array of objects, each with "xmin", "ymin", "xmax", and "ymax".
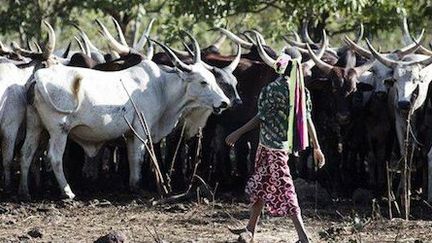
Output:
[
  {"xmin": 307, "ymin": 117, "xmax": 325, "ymax": 168},
  {"xmin": 225, "ymin": 115, "xmax": 260, "ymax": 147}
]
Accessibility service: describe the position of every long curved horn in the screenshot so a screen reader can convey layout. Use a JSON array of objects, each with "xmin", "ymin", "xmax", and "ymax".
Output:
[
  {"xmin": 180, "ymin": 30, "xmax": 201, "ymax": 64},
  {"xmin": 365, "ymin": 39, "xmax": 399, "ymax": 68},
  {"xmin": 248, "ymin": 29, "xmax": 266, "ymax": 45},
  {"xmin": 79, "ymin": 33, "xmax": 91, "ymax": 57},
  {"xmin": 397, "ymin": 29, "xmax": 424, "ymax": 57},
  {"xmin": 282, "ymin": 36, "xmax": 308, "ymax": 49},
  {"xmin": 402, "ymin": 16, "xmax": 412, "ymax": 45},
  {"xmin": 33, "ymin": 41, "xmax": 42, "ymax": 53},
  {"xmin": 74, "ymin": 36, "xmax": 86, "ymax": 54},
  {"xmin": 354, "ymin": 59, "xmax": 376, "ymax": 75},
  {"xmin": 344, "ymin": 36, "xmax": 372, "ymax": 59},
  {"xmin": 225, "ymin": 43, "xmax": 242, "ymax": 72},
  {"xmin": 11, "ymin": 41, "xmax": 40, "ymax": 58},
  {"xmin": 134, "ymin": 18, "xmax": 156, "ymax": 50},
  {"xmin": 73, "ymin": 24, "xmax": 101, "ymax": 53},
  {"xmin": 417, "ymin": 45, "xmax": 432, "ymax": 56},
  {"xmin": 42, "ymin": 21, "xmax": 56, "ymax": 58},
  {"xmin": 0, "ymin": 41, "xmax": 12, "ymax": 54},
  {"xmin": 151, "ymin": 39, "xmax": 192, "ymax": 72},
  {"xmin": 145, "ymin": 38, "xmax": 154, "ymax": 60},
  {"xmin": 306, "ymin": 42, "xmax": 333, "ymax": 74},
  {"xmin": 240, "ymin": 32, "xmax": 256, "ymax": 45},
  {"xmin": 62, "ymin": 42, "xmax": 72, "ymax": 58},
  {"xmin": 354, "ymin": 23, "xmax": 364, "ymax": 43},
  {"xmin": 215, "ymin": 27, "xmax": 253, "ymax": 49},
  {"xmin": 96, "ymin": 19, "xmax": 130, "ymax": 55},
  {"xmin": 111, "ymin": 17, "xmax": 128, "ymax": 46},
  {"xmin": 303, "ymin": 30, "xmax": 328, "ymax": 68},
  {"xmin": 291, "ymin": 31, "xmax": 301, "ymax": 42},
  {"xmin": 301, "ymin": 20, "xmax": 315, "ymax": 44},
  {"xmin": 256, "ymin": 33, "xmax": 276, "ymax": 67},
  {"xmin": 210, "ymin": 34, "xmax": 226, "ymax": 49}
]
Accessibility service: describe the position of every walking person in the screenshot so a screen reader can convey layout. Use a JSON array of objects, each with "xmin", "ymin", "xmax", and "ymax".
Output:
[{"xmin": 225, "ymin": 50, "xmax": 325, "ymax": 243}]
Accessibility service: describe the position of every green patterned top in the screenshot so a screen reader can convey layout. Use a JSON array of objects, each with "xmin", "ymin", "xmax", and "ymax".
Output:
[{"xmin": 257, "ymin": 77, "xmax": 312, "ymax": 150}]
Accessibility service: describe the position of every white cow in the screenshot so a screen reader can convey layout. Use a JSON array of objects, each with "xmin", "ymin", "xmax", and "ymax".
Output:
[
  {"xmin": 0, "ymin": 63, "xmax": 35, "ymax": 192},
  {"xmin": 18, "ymin": 39, "xmax": 230, "ymax": 200},
  {"xmin": 366, "ymin": 40, "xmax": 432, "ymax": 201}
]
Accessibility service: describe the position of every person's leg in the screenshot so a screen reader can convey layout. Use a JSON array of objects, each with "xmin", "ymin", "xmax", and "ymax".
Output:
[
  {"xmin": 291, "ymin": 213, "xmax": 309, "ymax": 243},
  {"xmin": 246, "ymin": 198, "xmax": 265, "ymax": 234}
]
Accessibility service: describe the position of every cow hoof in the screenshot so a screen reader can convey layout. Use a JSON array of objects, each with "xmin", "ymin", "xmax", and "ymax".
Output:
[{"xmin": 60, "ymin": 192, "xmax": 76, "ymax": 200}]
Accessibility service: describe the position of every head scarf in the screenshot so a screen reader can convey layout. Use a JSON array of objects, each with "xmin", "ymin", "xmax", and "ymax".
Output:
[{"xmin": 273, "ymin": 54, "xmax": 309, "ymax": 153}]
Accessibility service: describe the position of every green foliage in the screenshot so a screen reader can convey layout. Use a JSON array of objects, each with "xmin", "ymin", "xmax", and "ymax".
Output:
[{"xmin": 0, "ymin": 0, "xmax": 431, "ymax": 51}]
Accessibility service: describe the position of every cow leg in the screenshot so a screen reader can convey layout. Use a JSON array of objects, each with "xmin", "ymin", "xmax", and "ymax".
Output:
[
  {"xmin": 19, "ymin": 106, "xmax": 43, "ymax": 200},
  {"xmin": 428, "ymin": 147, "xmax": 432, "ymax": 202},
  {"xmin": 47, "ymin": 133, "xmax": 74, "ymax": 199},
  {"xmin": 1, "ymin": 130, "xmax": 17, "ymax": 193},
  {"xmin": 126, "ymin": 137, "xmax": 145, "ymax": 192}
]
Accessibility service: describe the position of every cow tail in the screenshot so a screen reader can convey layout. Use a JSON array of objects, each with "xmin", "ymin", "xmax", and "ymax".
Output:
[{"xmin": 37, "ymin": 76, "xmax": 82, "ymax": 114}]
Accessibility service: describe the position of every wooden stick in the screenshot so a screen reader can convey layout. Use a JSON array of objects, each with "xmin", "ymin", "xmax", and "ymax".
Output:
[{"xmin": 386, "ymin": 160, "xmax": 392, "ymax": 219}]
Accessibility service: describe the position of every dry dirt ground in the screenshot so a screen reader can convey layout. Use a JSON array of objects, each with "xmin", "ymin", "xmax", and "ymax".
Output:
[{"xmin": 1, "ymin": 189, "xmax": 432, "ymax": 243}]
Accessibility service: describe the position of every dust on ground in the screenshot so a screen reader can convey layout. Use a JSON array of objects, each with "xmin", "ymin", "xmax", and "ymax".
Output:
[{"xmin": 1, "ymin": 189, "xmax": 432, "ymax": 243}]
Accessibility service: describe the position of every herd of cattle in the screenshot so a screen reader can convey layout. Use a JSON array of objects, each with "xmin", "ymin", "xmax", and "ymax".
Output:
[{"xmin": 0, "ymin": 17, "xmax": 431, "ymax": 203}]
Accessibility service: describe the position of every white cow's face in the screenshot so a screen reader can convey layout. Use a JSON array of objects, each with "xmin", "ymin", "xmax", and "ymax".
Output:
[
  {"xmin": 393, "ymin": 64, "xmax": 421, "ymax": 110},
  {"xmin": 212, "ymin": 67, "xmax": 242, "ymax": 107},
  {"xmin": 182, "ymin": 63, "xmax": 230, "ymax": 114}
]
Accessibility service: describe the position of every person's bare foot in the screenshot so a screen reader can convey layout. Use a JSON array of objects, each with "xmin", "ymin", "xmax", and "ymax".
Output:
[
  {"xmin": 228, "ymin": 226, "xmax": 248, "ymax": 235},
  {"xmin": 237, "ymin": 230, "xmax": 253, "ymax": 243}
]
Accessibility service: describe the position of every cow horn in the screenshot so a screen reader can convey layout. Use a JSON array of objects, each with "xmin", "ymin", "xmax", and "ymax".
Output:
[
  {"xmin": 180, "ymin": 30, "xmax": 201, "ymax": 64},
  {"xmin": 225, "ymin": 44, "xmax": 241, "ymax": 72},
  {"xmin": 134, "ymin": 18, "xmax": 155, "ymax": 50},
  {"xmin": 303, "ymin": 30, "xmax": 328, "ymax": 69},
  {"xmin": 240, "ymin": 32, "xmax": 256, "ymax": 45},
  {"xmin": 74, "ymin": 36, "xmax": 86, "ymax": 54},
  {"xmin": 145, "ymin": 38, "xmax": 154, "ymax": 60},
  {"xmin": 96, "ymin": 19, "xmax": 130, "ymax": 55},
  {"xmin": 73, "ymin": 24, "xmax": 100, "ymax": 53},
  {"xmin": 365, "ymin": 39, "xmax": 399, "ymax": 68},
  {"xmin": 301, "ymin": 20, "xmax": 315, "ymax": 44},
  {"xmin": 354, "ymin": 23, "xmax": 364, "ymax": 43},
  {"xmin": 397, "ymin": 29, "xmax": 424, "ymax": 57},
  {"xmin": 42, "ymin": 21, "xmax": 56, "ymax": 58},
  {"xmin": 62, "ymin": 42, "xmax": 72, "ymax": 58},
  {"xmin": 354, "ymin": 59, "xmax": 376, "ymax": 75},
  {"xmin": 33, "ymin": 41, "xmax": 42, "ymax": 53},
  {"xmin": 0, "ymin": 41, "xmax": 12, "ymax": 54},
  {"xmin": 80, "ymin": 33, "xmax": 91, "ymax": 57},
  {"xmin": 344, "ymin": 36, "xmax": 372, "ymax": 59},
  {"xmin": 247, "ymin": 29, "xmax": 266, "ymax": 45},
  {"xmin": 256, "ymin": 33, "xmax": 276, "ymax": 67},
  {"xmin": 401, "ymin": 16, "xmax": 412, "ymax": 45},
  {"xmin": 283, "ymin": 36, "xmax": 305, "ymax": 48},
  {"xmin": 180, "ymin": 41, "xmax": 214, "ymax": 71},
  {"xmin": 210, "ymin": 34, "xmax": 226, "ymax": 50},
  {"xmin": 417, "ymin": 44, "xmax": 432, "ymax": 56},
  {"xmin": 215, "ymin": 27, "xmax": 253, "ymax": 49},
  {"xmin": 291, "ymin": 31, "xmax": 301, "ymax": 42},
  {"xmin": 306, "ymin": 42, "xmax": 333, "ymax": 74},
  {"xmin": 111, "ymin": 17, "xmax": 128, "ymax": 46},
  {"xmin": 151, "ymin": 39, "xmax": 192, "ymax": 72}
]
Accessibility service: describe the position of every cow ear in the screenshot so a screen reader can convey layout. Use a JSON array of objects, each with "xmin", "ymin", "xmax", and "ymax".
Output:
[
  {"xmin": 357, "ymin": 82, "xmax": 374, "ymax": 92},
  {"xmin": 384, "ymin": 79, "xmax": 395, "ymax": 87}
]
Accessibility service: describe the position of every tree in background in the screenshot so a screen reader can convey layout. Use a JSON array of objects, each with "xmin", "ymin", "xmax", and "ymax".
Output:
[{"xmin": 0, "ymin": 0, "xmax": 431, "ymax": 50}]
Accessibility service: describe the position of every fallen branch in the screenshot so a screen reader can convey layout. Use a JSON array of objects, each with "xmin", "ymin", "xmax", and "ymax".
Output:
[{"xmin": 121, "ymin": 80, "xmax": 169, "ymax": 196}]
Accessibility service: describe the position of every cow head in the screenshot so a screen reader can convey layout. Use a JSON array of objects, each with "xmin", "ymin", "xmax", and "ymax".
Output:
[
  {"xmin": 179, "ymin": 31, "xmax": 243, "ymax": 107},
  {"xmin": 152, "ymin": 37, "xmax": 230, "ymax": 114},
  {"xmin": 366, "ymin": 39, "xmax": 432, "ymax": 112},
  {"xmin": 306, "ymin": 42, "xmax": 375, "ymax": 124}
]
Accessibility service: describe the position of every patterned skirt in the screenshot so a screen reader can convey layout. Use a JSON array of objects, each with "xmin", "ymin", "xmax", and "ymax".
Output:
[{"xmin": 245, "ymin": 144, "xmax": 300, "ymax": 217}]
